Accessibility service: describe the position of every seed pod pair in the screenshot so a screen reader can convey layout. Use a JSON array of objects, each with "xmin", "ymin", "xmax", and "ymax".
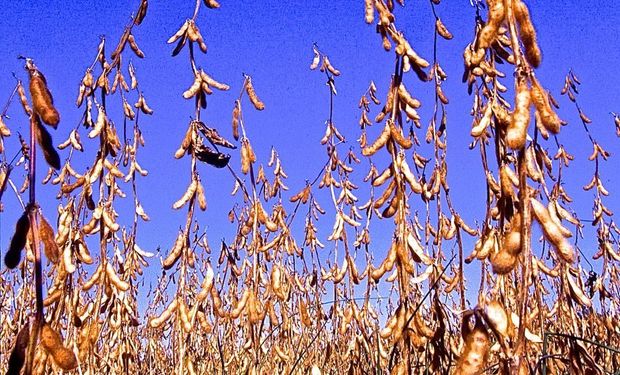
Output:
[
  {"xmin": 106, "ymin": 262, "xmax": 130, "ymax": 291},
  {"xmin": 491, "ymin": 213, "xmax": 522, "ymax": 274},
  {"xmin": 135, "ymin": 93, "xmax": 154, "ymax": 114},
  {"xmin": 241, "ymin": 139, "xmax": 256, "ymax": 174},
  {"xmin": 370, "ymin": 241, "xmax": 397, "ymax": 282},
  {"xmin": 186, "ymin": 21, "xmax": 208, "ymax": 53},
  {"xmin": 470, "ymin": 229, "xmax": 497, "ymax": 262},
  {"xmin": 530, "ymin": 76, "xmax": 562, "ymax": 134},
  {"xmin": 471, "ymin": 102, "xmax": 493, "ymax": 137},
  {"xmin": 320, "ymin": 56, "xmax": 341, "ymax": 76},
  {"xmin": 58, "ymin": 129, "xmax": 84, "ymax": 152},
  {"xmin": 531, "ymin": 198, "xmax": 575, "ymax": 263}
]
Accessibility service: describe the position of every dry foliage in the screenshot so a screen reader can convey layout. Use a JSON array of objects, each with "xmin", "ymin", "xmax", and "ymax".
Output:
[{"xmin": 1, "ymin": 0, "xmax": 619, "ymax": 374}]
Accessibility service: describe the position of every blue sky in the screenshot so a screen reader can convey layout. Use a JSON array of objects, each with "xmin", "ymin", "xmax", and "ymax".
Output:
[{"xmin": 1, "ymin": 0, "xmax": 619, "ymax": 306}]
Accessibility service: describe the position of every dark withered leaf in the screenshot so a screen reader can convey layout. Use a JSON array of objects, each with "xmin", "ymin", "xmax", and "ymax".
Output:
[
  {"xmin": 195, "ymin": 145, "xmax": 230, "ymax": 168},
  {"xmin": 5, "ymin": 209, "xmax": 30, "ymax": 269},
  {"xmin": 7, "ymin": 322, "xmax": 30, "ymax": 375},
  {"xmin": 195, "ymin": 121, "xmax": 236, "ymax": 149},
  {"xmin": 172, "ymin": 35, "xmax": 187, "ymax": 57},
  {"xmin": 33, "ymin": 115, "xmax": 60, "ymax": 170}
]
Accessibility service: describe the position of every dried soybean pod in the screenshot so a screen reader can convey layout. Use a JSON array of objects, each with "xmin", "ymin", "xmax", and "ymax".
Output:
[
  {"xmin": 477, "ymin": 0, "xmax": 505, "ymax": 50},
  {"xmin": 232, "ymin": 100, "xmax": 241, "ymax": 140},
  {"xmin": 506, "ymin": 78, "xmax": 531, "ymax": 150},
  {"xmin": 530, "ymin": 198, "xmax": 575, "ymax": 263},
  {"xmin": 106, "ymin": 262, "xmax": 130, "ymax": 291},
  {"xmin": 134, "ymin": 0, "xmax": 148, "ymax": 25},
  {"xmin": 362, "ymin": 122, "xmax": 391, "ymax": 156},
  {"xmin": 530, "ymin": 76, "xmax": 561, "ymax": 134},
  {"xmin": 33, "ymin": 115, "xmax": 61, "ymax": 170},
  {"xmin": 173, "ymin": 179, "xmax": 197, "ymax": 209},
  {"xmin": 7, "ymin": 321, "xmax": 30, "ymax": 375},
  {"xmin": 128, "ymin": 34, "xmax": 145, "ymax": 58},
  {"xmin": 240, "ymin": 139, "xmax": 256, "ymax": 174},
  {"xmin": 41, "ymin": 323, "xmax": 78, "ymax": 371},
  {"xmin": 17, "ymin": 81, "xmax": 32, "ymax": 115},
  {"xmin": 245, "ymin": 78, "xmax": 265, "ymax": 110},
  {"xmin": 483, "ymin": 300, "xmax": 510, "ymax": 340},
  {"xmin": 322, "ymin": 56, "xmax": 341, "ymax": 76},
  {"xmin": 196, "ymin": 178, "xmax": 207, "ymax": 211},
  {"xmin": 435, "ymin": 18, "xmax": 453, "ymax": 40},
  {"xmin": 454, "ymin": 312, "xmax": 489, "ymax": 375},
  {"xmin": 5, "ymin": 209, "xmax": 30, "ymax": 269},
  {"xmin": 389, "ymin": 120, "xmax": 412, "ymax": 149},
  {"xmin": 364, "ymin": 0, "xmax": 374, "ymax": 24},
  {"xmin": 514, "ymin": 0, "xmax": 542, "ymax": 68},
  {"xmin": 39, "ymin": 214, "xmax": 59, "ymax": 264},
  {"xmin": 310, "ymin": 46, "xmax": 320, "ymax": 69},
  {"xmin": 29, "ymin": 68, "xmax": 60, "ymax": 128},
  {"xmin": 204, "ymin": 0, "xmax": 220, "ymax": 8},
  {"xmin": 163, "ymin": 231, "xmax": 185, "ymax": 270}
]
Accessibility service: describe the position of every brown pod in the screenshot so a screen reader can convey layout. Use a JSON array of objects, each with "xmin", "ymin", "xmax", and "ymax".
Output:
[
  {"xmin": 454, "ymin": 312, "xmax": 490, "ymax": 375},
  {"xmin": 530, "ymin": 199, "xmax": 575, "ymax": 263},
  {"xmin": 39, "ymin": 214, "xmax": 60, "ymax": 264},
  {"xmin": 203, "ymin": 0, "xmax": 220, "ymax": 8},
  {"xmin": 514, "ymin": 0, "xmax": 542, "ymax": 68},
  {"xmin": 476, "ymin": 0, "xmax": 505, "ymax": 50},
  {"xmin": 505, "ymin": 78, "xmax": 531, "ymax": 150},
  {"xmin": 7, "ymin": 322, "xmax": 30, "ymax": 375},
  {"xmin": 40, "ymin": 323, "xmax": 78, "ymax": 371},
  {"xmin": 232, "ymin": 101, "xmax": 241, "ymax": 140},
  {"xmin": 128, "ymin": 34, "xmax": 145, "ymax": 58},
  {"xmin": 30, "ymin": 71, "xmax": 60, "ymax": 127},
  {"xmin": 491, "ymin": 249, "xmax": 518, "ymax": 274},
  {"xmin": 245, "ymin": 79, "xmax": 265, "ymax": 110},
  {"xmin": 530, "ymin": 77, "xmax": 561, "ymax": 134},
  {"xmin": 134, "ymin": 0, "xmax": 148, "ymax": 25},
  {"xmin": 163, "ymin": 231, "xmax": 185, "ymax": 270},
  {"xmin": 5, "ymin": 210, "xmax": 30, "ymax": 269},
  {"xmin": 33, "ymin": 115, "xmax": 61, "ymax": 170},
  {"xmin": 435, "ymin": 18, "xmax": 453, "ymax": 40},
  {"xmin": 17, "ymin": 81, "xmax": 32, "ymax": 115}
]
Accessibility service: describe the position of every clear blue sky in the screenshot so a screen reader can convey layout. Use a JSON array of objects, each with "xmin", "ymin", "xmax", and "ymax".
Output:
[{"xmin": 1, "ymin": 1, "xmax": 619, "ymax": 306}]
